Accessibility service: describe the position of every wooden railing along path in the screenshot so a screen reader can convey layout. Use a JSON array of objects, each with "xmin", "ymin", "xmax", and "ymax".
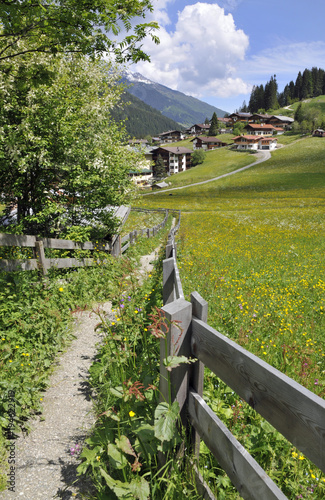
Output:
[
  {"xmin": 0, "ymin": 207, "xmax": 169, "ymax": 275},
  {"xmin": 160, "ymin": 226, "xmax": 325, "ymax": 500}
]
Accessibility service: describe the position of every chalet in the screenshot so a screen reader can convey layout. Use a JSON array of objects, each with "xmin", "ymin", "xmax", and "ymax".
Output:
[
  {"xmin": 313, "ymin": 129, "xmax": 325, "ymax": 137},
  {"xmin": 128, "ymin": 139, "xmax": 149, "ymax": 146},
  {"xmin": 228, "ymin": 112, "xmax": 252, "ymax": 126},
  {"xmin": 244, "ymin": 123, "xmax": 279, "ymax": 136},
  {"xmin": 129, "ymin": 168, "xmax": 153, "ymax": 186},
  {"xmin": 217, "ymin": 117, "xmax": 232, "ymax": 133},
  {"xmin": 151, "ymin": 146, "xmax": 192, "ymax": 175},
  {"xmin": 191, "ymin": 136, "xmax": 227, "ymax": 150},
  {"xmin": 267, "ymin": 115, "xmax": 294, "ymax": 129},
  {"xmin": 233, "ymin": 135, "xmax": 277, "ymax": 151},
  {"xmin": 186, "ymin": 123, "xmax": 210, "ymax": 135},
  {"xmin": 250, "ymin": 113, "xmax": 272, "ymax": 124},
  {"xmin": 158, "ymin": 130, "xmax": 185, "ymax": 143}
]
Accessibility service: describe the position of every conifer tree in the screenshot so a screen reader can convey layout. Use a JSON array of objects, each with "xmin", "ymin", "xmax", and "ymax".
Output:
[
  {"xmin": 208, "ymin": 112, "xmax": 219, "ymax": 136},
  {"xmin": 154, "ymin": 154, "xmax": 166, "ymax": 179}
]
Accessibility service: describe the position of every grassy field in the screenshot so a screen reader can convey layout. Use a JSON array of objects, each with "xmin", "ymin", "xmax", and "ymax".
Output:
[{"xmin": 136, "ymin": 135, "xmax": 325, "ymax": 498}]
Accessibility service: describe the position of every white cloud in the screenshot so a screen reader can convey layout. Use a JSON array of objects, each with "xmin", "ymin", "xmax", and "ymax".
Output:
[
  {"xmin": 244, "ymin": 41, "xmax": 325, "ymax": 78},
  {"xmin": 132, "ymin": 2, "xmax": 250, "ymax": 98}
]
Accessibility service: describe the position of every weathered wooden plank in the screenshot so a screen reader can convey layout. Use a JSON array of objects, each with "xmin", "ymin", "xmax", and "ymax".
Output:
[
  {"xmin": 46, "ymin": 258, "xmax": 94, "ymax": 269},
  {"xmin": 121, "ymin": 242, "xmax": 130, "ymax": 254},
  {"xmin": 163, "ymin": 258, "xmax": 175, "ymax": 305},
  {"xmin": 190, "ymin": 292, "xmax": 208, "ymax": 456},
  {"xmin": 174, "ymin": 255, "xmax": 184, "ymax": 299},
  {"xmin": 41, "ymin": 238, "xmax": 95, "ymax": 250},
  {"xmin": 111, "ymin": 235, "xmax": 121, "ymax": 257},
  {"xmin": 0, "ymin": 259, "xmax": 38, "ymax": 271},
  {"xmin": 191, "ymin": 318, "xmax": 325, "ymax": 472},
  {"xmin": 121, "ymin": 234, "xmax": 130, "ymax": 244},
  {"xmin": 190, "ymin": 461, "xmax": 217, "ymax": 500},
  {"xmin": 35, "ymin": 240, "xmax": 48, "ymax": 276},
  {"xmin": 188, "ymin": 390, "xmax": 287, "ymax": 500},
  {"xmin": 0, "ymin": 233, "xmax": 36, "ymax": 248},
  {"xmin": 160, "ymin": 298, "xmax": 192, "ymax": 418},
  {"xmin": 165, "ymin": 242, "xmax": 173, "ymax": 259}
]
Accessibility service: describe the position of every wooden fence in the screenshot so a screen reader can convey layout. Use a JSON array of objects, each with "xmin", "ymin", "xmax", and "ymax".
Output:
[
  {"xmin": 0, "ymin": 207, "xmax": 169, "ymax": 275},
  {"xmin": 160, "ymin": 229, "xmax": 325, "ymax": 500}
]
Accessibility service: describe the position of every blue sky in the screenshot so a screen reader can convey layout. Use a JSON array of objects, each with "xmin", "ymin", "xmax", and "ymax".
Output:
[{"xmin": 130, "ymin": 0, "xmax": 325, "ymax": 113}]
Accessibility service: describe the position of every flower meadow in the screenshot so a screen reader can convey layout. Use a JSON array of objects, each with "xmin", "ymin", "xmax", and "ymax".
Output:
[{"xmin": 137, "ymin": 136, "xmax": 325, "ymax": 498}]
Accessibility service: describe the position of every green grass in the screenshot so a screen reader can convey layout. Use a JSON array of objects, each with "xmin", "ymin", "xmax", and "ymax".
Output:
[{"xmin": 135, "ymin": 134, "xmax": 325, "ymax": 498}]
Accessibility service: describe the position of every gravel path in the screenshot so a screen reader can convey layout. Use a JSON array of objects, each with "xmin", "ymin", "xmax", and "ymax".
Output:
[{"xmin": 1, "ymin": 247, "xmax": 159, "ymax": 500}]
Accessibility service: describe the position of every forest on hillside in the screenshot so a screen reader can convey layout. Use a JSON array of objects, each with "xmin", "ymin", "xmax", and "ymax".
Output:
[
  {"xmin": 242, "ymin": 68, "xmax": 325, "ymax": 113},
  {"xmin": 111, "ymin": 91, "xmax": 183, "ymax": 138}
]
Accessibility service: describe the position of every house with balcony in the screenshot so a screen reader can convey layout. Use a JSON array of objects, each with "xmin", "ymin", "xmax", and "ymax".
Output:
[
  {"xmin": 186, "ymin": 123, "xmax": 211, "ymax": 135},
  {"xmin": 267, "ymin": 115, "xmax": 294, "ymax": 129},
  {"xmin": 151, "ymin": 146, "xmax": 192, "ymax": 176},
  {"xmin": 228, "ymin": 112, "xmax": 252, "ymax": 127},
  {"xmin": 191, "ymin": 136, "xmax": 228, "ymax": 150},
  {"xmin": 244, "ymin": 123, "xmax": 283, "ymax": 135},
  {"xmin": 158, "ymin": 130, "xmax": 185, "ymax": 143},
  {"xmin": 233, "ymin": 135, "xmax": 277, "ymax": 151}
]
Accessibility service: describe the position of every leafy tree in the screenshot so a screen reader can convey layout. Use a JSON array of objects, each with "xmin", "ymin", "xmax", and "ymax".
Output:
[
  {"xmin": 0, "ymin": 0, "xmax": 159, "ymax": 63},
  {"xmin": 191, "ymin": 149, "xmax": 206, "ymax": 166},
  {"xmin": 208, "ymin": 112, "xmax": 219, "ymax": 136},
  {"xmin": 0, "ymin": 52, "xmax": 141, "ymax": 236},
  {"xmin": 233, "ymin": 122, "xmax": 245, "ymax": 136}
]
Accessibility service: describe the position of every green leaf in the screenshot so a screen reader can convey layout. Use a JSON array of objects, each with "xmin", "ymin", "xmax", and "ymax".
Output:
[
  {"xmin": 100, "ymin": 468, "xmax": 133, "ymax": 498},
  {"xmin": 116, "ymin": 435, "xmax": 136, "ymax": 457},
  {"xmin": 154, "ymin": 401, "xmax": 179, "ymax": 442},
  {"xmin": 163, "ymin": 355, "xmax": 191, "ymax": 371},
  {"xmin": 107, "ymin": 443, "xmax": 128, "ymax": 469},
  {"xmin": 129, "ymin": 476, "xmax": 150, "ymax": 500},
  {"xmin": 109, "ymin": 386, "xmax": 124, "ymax": 398},
  {"xmin": 133, "ymin": 424, "xmax": 157, "ymax": 457}
]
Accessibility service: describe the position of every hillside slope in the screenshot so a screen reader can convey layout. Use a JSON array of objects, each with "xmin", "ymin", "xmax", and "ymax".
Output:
[
  {"xmin": 111, "ymin": 91, "xmax": 183, "ymax": 138},
  {"xmin": 122, "ymin": 72, "xmax": 228, "ymax": 127}
]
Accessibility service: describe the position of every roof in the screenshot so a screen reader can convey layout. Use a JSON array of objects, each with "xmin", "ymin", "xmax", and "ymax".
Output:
[
  {"xmin": 233, "ymin": 135, "xmax": 260, "ymax": 142},
  {"xmin": 245, "ymin": 124, "xmax": 275, "ymax": 130},
  {"xmin": 259, "ymin": 137, "xmax": 277, "ymax": 143},
  {"xmin": 251, "ymin": 113, "xmax": 272, "ymax": 119},
  {"xmin": 129, "ymin": 168, "xmax": 152, "ymax": 174},
  {"xmin": 159, "ymin": 130, "xmax": 183, "ymax": 136},
  {"xmin": 153, "ymin": 181, "xmax": 169, "ymax": 188},
  {"xmin": 269, "ymin": 115, "xmax": 294, "ymax": 123},
  {"xmin": 155, "ymin": 146, "xmax": 193, "ymax": 154},
  {"xmin": 191, "ymin": 136, "xmax": 225, "ymax": 143},
  {"xmin": 229, "ymin": 112, "xmax": 252, "ymax": 118}
]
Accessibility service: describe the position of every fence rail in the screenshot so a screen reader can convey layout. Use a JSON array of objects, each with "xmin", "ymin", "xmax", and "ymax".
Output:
[
  {"xmin": 0, "ymin": 207, "xmax": 170, "ymax": 275},
  {"xmin": 160, "ymin": 228, "xmax": 325, "ymax": 500}
]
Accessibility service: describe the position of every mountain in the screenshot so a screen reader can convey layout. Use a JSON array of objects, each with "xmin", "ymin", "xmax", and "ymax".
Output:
[
  {"xmin": 111, "ymin": 91, "xmax": 184, "ymax": 138},
  {"xmin": 121, "ymin": 70, "xmax": 229, "ymax": 127}
]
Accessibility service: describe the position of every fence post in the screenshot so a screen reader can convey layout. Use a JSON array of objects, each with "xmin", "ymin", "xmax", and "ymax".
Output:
[
  {"xmin": 190, "ymin": 291, "xmax": 208, "ymax": 457},
  {"xmin": 111, "ymin": 235, "xmax": 121, "ymax": 257},
  {"xmin": 160, "ymin": 298, "xmax": 192, "ymax": 424},
  {"xmin": 130, "ymin": 231, "xmax": 134, "ymax": 245},
  {"xmin": 34, "ymin": 240, "xmax": 48, "ymax": 276},
  {"xmin": 163, "ymin": 258, "xmax": 175, "ymax": 305}
]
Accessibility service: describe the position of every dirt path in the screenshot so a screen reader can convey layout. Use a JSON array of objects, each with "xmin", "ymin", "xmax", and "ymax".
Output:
[
  {"xmin": 143, "ymin": 150, "xmax": 271, "ymax": 195},
  {"xmin": 0, "ymin": 248, "xmax": 160, "ymax": 500}
]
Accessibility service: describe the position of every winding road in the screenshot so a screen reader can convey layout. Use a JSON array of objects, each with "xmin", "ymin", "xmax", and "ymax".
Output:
[{"xmin": 143, "ymin": 150, "xmax": 271, "ymax": 195}]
